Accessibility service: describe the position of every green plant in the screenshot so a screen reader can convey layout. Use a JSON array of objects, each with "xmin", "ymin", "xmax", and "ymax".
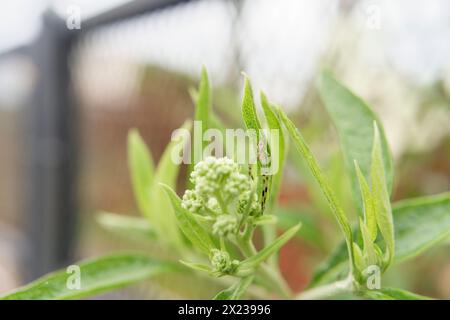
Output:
[{"xmin": 2, "ymin": 70, "xmax": 449, "ymax": 300}]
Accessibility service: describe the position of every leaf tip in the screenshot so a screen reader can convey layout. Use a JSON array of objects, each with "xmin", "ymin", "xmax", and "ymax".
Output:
[
  {"xmin": 127, "ymin": 128, "xmax": 140, "ymax": 144},
  {"xmin": 158, "ymin": 182, "xmax": 171, "ymax": 193},
  {"xmin": 241, "ymin": 72, "xmax": 253, "ymax": 93},
  {"xmin": 292, "ymin": 222, "xmax": 302, "ymax": 233}
]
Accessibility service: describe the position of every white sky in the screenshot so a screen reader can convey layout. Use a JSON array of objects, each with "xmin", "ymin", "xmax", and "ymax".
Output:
[
  {"xmin": 0, "ymin": 0, "xmax": 130, "ymax": 52},
  {"xmin": 1, "ymin": 0, "xmax": 450, "ymax": 109}
]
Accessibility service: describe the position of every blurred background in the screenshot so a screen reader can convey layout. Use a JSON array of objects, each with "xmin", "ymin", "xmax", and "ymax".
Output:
[{"xmin": 0, "ymin": 0, "xmax": 449, "ymax": 298}]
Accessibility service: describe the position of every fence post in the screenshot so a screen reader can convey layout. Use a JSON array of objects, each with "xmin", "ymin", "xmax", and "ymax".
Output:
[{"xmin": 23, "ymin": 10, "xmax": 78, "ymax": 280}]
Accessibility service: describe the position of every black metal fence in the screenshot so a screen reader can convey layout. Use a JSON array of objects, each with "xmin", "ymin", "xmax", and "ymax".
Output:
[{"xmin": 1, "ymin": 0, "xmax": 197, "ymax": 281}]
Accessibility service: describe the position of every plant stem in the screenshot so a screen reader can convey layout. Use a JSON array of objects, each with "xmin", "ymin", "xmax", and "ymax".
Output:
[
  {"xmin": 295, "ymin": 277, "xmax": 352, "ymax": 300},
  {"xmin": 262, "ymin": 224, "xmax": 277, "ymax": 267},
  {"xmin": 238, "ymin": 234, "xmax": 292, "ymax": 299},
  {"xmin": 215, "ymin": 192, "xmax": 227, "ymax": 214},
  {"xmin": 194, "ymin": 270, "xmax": 268, "ymax": 299},
  {"xmin": 258, "ymin": 263, "xmax": 292, "ymax": 299}
]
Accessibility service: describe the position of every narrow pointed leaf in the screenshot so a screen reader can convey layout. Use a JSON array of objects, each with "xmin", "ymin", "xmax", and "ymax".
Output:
[
  {"xmin": 96, "ymin": 212, "xmax": 157, "ymax": 240},
  {"xmin": 195, "ymin": 67, "xmax": 210, "ymax": 133},
  {"xmin": 179, "ymin": 261, "xmax": 212, "ymax": 273},
  {"xmin": 194, "ymin": 67, "xmax": 211, "ymax": 156},
  {"xmin": 127, "ymin": 129, "xmax": 155, "ymax": 218},
  {"xmin": 213, "ymin": 276, "xmax": 254, "ymax": 300},
  {"xmin": 241, "ymin": 77, "xmax": 263, "ymax": 193},
  {"xmin": 188, "ymin": 67, "xmax": 212, "ymax": 186},
  {"xmin": 154, "ymin": 120, "xmax": 192, "ymax": 186},
  {"xmin": 355, "ymin": 160, "xmax": 377, "ymax": 241},
  {"xmin": 362, "ymin": 287, "xmax": 433, "ymax": 300},
  {"xmin": 359, "ymin": 218, "xmax": 378, "ymax": 267},
  {"xmin": 239, "ymin": 224, "xmax": 301, "ymax": 271},
  {"xmin": 241, "ymin": 78, "xmax": 274, "ymax": 231},
  {"xmin": 277, "ymin": 108, "xmax": 353, "ymax": 246},
  {"xmin": 151, "ymin": 120, "xmax": 192, "ymax": 246},
  {"xmin": 0, "ymin": 253, "xmax": 181, "ymax": 300},
  {"xmin": 318, "ymin": 72, "xmax": 393, "ymax": 210},
  {"xmin": 241, "ymin": 76, "xmax": 262, "ymax": 133},
  {"xmin": 352, "ymin": 242, "xmax": 364, "ymax": 273},
  {"xmin": 160, "ymin": 184, "xmax": 215, "ymax": 255},
  {"xmin": 260, "ymin": 94, "xmax": 286, "ymax": 208},
  {"xmin": 371, "ymin": 123, "xmax": 394, "ymax": 265},
  {"xmin": 310, "ymin": 192, "xmax": 450, "ymax": 286}
]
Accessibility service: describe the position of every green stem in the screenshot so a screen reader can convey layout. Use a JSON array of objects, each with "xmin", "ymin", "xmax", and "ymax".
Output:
[
  {"xmin": 238, "ymin": 233, "xmax": 292, "ymax": 299},
  {"xmin": 259, "ymin": 264, "xmax": 292, "ymax": 299},
  {"xmin": 195, "ymin": 270, "xmax": 268, "ymax": 299},
  {"xmin": 215, "ymin": 192, "xmax": 227, "ymax": 214},
  {"xmin": 262, "ymin": 224, "xmax": 277, "ymax": 267}
]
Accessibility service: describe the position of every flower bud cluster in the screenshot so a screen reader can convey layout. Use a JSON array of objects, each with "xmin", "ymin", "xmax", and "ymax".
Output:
[
  {"xmin": 181, "ymin": 157, "xmax": 260, "ymax": 236},
  {"xmin": 209, "ymin": 249, "xmax": 239, "ymax": 275}
]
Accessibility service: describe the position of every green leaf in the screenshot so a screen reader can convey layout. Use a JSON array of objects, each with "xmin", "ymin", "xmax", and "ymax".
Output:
[
  {"xmin": 154, "ymin": 120, "xmax": 192, "ymax": 187},
  {"xmin": 362, "ymin": 287, "xmax": 433, "ymax": 300},
  {"xmin": 191, "ymin": 213, "xmax": 215, "ymax": 230},
  {"xmin": 352, "ymin": 243, "xmax": 364, "ymax": 273},
  {"xmin": 238, "ymin": 224, "xmax": 301, "ymax": 272},
  {"xmin": 241, "ymin": 77, "xmax": 273, "ymax": 221},
  {"xmin": 260, "ymin": 94, "xmax": 287, "ymax": 209},
  {"xmin": 310, "ymin": 192, "xmax": 450, "ymax": 286},
  {"xmin": 276, "ymin": 107, "xmax": 353, "ymax": 248},
  {"xmin": 308, "ymin": 240, "xmax": 349, "ymax": 287},
  {"xmin": 371, "ymin": 123, "xmax": 394, "ymax": 266},
  {"xmin": 195, "ymin": 67, "xmax": 211, "ymax": 132},
  {"xmin": 188, "ymin": 67, "xmax": 212, "ymax": 186},
  {"xmin": 194, "ymin": 67, "xmax": 211, "ymax": 156},
  {"xmin": 127, "ymin": 129, "xmax": 155, "ymax": 219},
  {"xmin": 393, "ymin": 192, "xmax": 450, "ymax": 261},
  {"xmin": 318, "ymin": 72, "xmax": 394, "ymax": 209},
  {"xmin": 359, "ymin": 218, "xmax": 378, "ymax": 267},
  {"xmin": 0, "ymin": 253, "xmax": 181, "ymax": 300},
  {"xmin": 160, "ymin": 184, "xmax": 215, "ymax": 255},
  {"xmin": 253, "ymin": 215, "xmax": 277, "ymax": 226},
  {"xmin": 213, "ymin": 276, "xmax": 254, "ymax": 300},
  {"xmin": 241, "ymin": 76, "xmax": 263, "ymax": 197},
  {"xmin": 179, "ymin": 261, "xmax": 212, "ymax": 273},
  {"xmin": 96, "ymin": 212, "xmax": 157, "ymax": 240},
  {"xmin": 241, "ymin": 76, "xmax": 262, "ymax": 134},
  {"xmin": 355, "ymin": 160, "xmax": 377, "ymax": 241},
  {"xmin": 150, "ymin": 120, "xmax": 192, "ymax": 247}
]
